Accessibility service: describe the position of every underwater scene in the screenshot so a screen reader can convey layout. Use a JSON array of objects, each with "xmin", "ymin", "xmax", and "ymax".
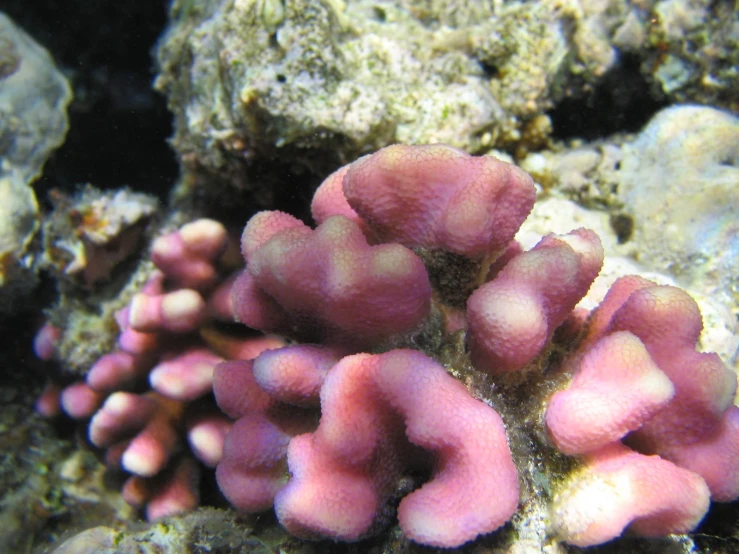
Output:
[{"xmin": 0, "ymin": 0, "xmax": 737, "ymax": 552}]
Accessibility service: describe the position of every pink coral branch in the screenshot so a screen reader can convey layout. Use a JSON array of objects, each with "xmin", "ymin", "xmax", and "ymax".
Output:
[
  {"xmin": 545, "ymin": 331, "xmax": 675, "ymax": 455},
  {"xmin": 553, "ymin": 444, "xmax": 710, "ymax": 547},
  {"xmin": 275, "ymin": 350, "xmax": 519, "ymax": 548},
  {"xmin": 34, "ymin": 218, "xmax": 278, "ymax": 521},
  {"xmin": 467, "ymin": 229, "xmax": 603, "ymax": 373},
  {"xmin": 319, "ymin": 144, "xmax": 536, "ymax": 257},
  {"xmin": 236, "ymin": 212, "xmax": 432, "ymax": 347}
]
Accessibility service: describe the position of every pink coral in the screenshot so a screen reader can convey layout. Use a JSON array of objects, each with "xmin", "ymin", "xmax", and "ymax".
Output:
[
  {"xmin": 467, "ymin": 228, "xmax": 604, "ymax": 373},
  {"xmin": 215, "ymin": 144, "xmax": 737, "ymax": 549},
  {"xmin": 234, "ymin": 211, "xmax": 432, "ymax": 347},
  {"xmin": 552, "ymin": 444, "xmax": 711, "ymax": 547},
  {"xmin": 312, "ymin": 144, "xmax": 536, "ymax": 257},
  {"xmin": 35, "ymin": 219, "xmax": 281, "ymax": 521},
  {"xmin": 275, "ymin": 349, "xmax": 519, "ymax": 548},
  {"xmin": 213, "ymin": 351, "xmax": 324, "ymax": 513},
  {"xmin": 36, "ymin": 144, "xmax": 737, "ymax": 548},
  {"xmin": 544, "ymin": 275, "xmax": 738, "ymax": 544},
  {"xmin": 545, "ymin": 331, "xmax": 676, "ymax": 455}
]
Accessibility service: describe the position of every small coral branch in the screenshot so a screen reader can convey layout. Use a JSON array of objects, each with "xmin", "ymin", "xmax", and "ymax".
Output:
[
  {"xmin": 275, "ymin": 349, "xmax": 519, "ymax": 548},
  {"xmin": 34, "ymin": 219, "xmax": 280, "ymax": 521}
]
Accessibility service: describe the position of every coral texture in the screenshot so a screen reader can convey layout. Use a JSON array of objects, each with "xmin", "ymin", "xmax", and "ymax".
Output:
[
  {"xmin": 545, "ymin": 274, "xmax": 738, "ymax": 545},
  {"xmin": 154, "ymin": 0, "xmax": 635, "ymax": 197},
  {"xmin": 35, "ymin": 219, "xmax": 281, "ymax": 521},
  {"xmin": 275, "ymin": 349, "xmax": 519, "ymax": 547},
  {"xmin": 215, "ymin": 144, "xmax": 739, "ymax": 548}
]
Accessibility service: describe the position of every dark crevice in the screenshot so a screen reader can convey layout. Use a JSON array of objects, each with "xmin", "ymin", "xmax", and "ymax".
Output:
[
  {"xmin": 3, "ymin": 0, "xmax": 178, "ymax": 206},
  {"xmin": 548, "ymin": 54, "xmax": 667, "ymax": 141}
]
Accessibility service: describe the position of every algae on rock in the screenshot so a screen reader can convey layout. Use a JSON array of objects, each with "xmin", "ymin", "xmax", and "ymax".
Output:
[{"xmin": 155, "ymin": 0, "xmax": 639, "ymax": 200}]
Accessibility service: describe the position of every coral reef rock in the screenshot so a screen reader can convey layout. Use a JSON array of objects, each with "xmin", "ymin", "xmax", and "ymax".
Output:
[
  {"xmin": 523, "ymin": 104, "xmax": 739, "ymax": 315},
  {"xmin": 41, "ymin": 186, "xmax": 159, "ymax": 287},
  {"xmin": 51, "ymin": 508, "xmax": 264, "ymax": 554},
  {"xmin": 639, "ymin": 0, "xmax": 738, "ymax": 110},
  {"xmin": 0, "ymin": 12, "xmax": 72, "ymax": 314},
  {"xmin": 154, "ymin": 0, "xmax": 645, "ymax": 197},
  {"xmin": 616, "ymin": 105, "xmax": 739, "ymax": 309}
]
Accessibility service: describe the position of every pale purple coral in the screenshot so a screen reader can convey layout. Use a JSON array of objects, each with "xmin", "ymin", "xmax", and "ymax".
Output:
[
  {"xmin": 215, "ymin": 144, "xmax": 738, "ymax": 549},
  {"xmin": 313, "ymin": 144, "xmax": 536, "ymax": 258},
  {"xmin": 36, "ymin": 144, "xmax": 737, "ymax": 547},
  {"xmin": 213, "ymin": 349, "xmax": 329, "ymax": 513},
  {"xmin": 275, "ymin": 349, "xmax": 519, "ymax": 548},
  {"xmin": 35, "ymin": 219, "xmax": 282, "ymax": 521},
  {"xmin": 551, "ymin": 443, "xmax": 711, "ymax": 547},
  {"xmin": 467, "ymin": 228, "xmax": 604, "ymax": 373},
  {"xmin": 545, "ymin": 330, "xmax": 676, "ymax": 455},
  {"xmin": 234, "ymin": 211, "xmax": 432, "ymax": 347},
  {"xmin": 545, "ymin": 275, "xmax": 738, "ymax": 544}
]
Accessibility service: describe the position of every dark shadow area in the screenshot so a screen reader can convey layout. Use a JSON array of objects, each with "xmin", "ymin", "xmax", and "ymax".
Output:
[
  {"xmin": 3, "ymin": 0, "xmax": 178, "ymax": 204},
  {"xmin": 549, "ymin": 54, "xmax": 667, "ymax": 141},
  {"xmin": 693, "ymin": 501, "xmax": 739, "ymax": 554}
]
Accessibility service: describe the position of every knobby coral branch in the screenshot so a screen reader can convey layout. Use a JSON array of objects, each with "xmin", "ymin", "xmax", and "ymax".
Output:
[{"xmin": 217, "ymin": 144, "xmax": 738, "ymax": 548}]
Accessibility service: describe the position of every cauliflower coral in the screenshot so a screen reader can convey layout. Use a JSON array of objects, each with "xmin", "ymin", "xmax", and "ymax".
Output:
[{"xmin": 216, "ymin": 144, "xmax": 738, "ymax": 548}]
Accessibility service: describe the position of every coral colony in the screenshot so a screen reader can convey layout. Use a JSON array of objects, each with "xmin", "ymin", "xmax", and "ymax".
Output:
[
  {"xmin": 35, "ymin": 220, "xmax": 282, "ymax": 521},
  {"xmin": 38, "ymin": 145, "xmax": 738, "ymax": 548}
]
